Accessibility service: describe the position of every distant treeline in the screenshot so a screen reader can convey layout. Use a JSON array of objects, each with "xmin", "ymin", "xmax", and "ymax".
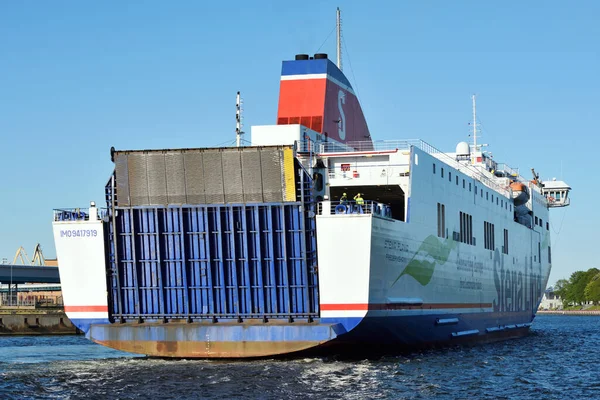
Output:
[{"xmin": 554, "ymin": 268, "xmax": 600, "ymax": 306}]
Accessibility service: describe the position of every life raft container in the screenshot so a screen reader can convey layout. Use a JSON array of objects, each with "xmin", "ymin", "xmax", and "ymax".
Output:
[{"xmin": 509, "ymin": 182, "xmax": 530, "ymax": 206}]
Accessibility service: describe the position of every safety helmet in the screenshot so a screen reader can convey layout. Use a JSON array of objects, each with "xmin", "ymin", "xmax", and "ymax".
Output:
[{"xmin": 343, "ymin": 193, "xmax": 346, "ymax": 196}]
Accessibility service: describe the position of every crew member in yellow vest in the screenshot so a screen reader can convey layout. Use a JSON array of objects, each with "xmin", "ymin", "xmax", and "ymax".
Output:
[
  {"xmin": 340, "ymin": 193, "xmax": 348, "ymax": 205},
  {"xmin": 354, "ymin": 193, "xmax": 364, "ymax": 205}
]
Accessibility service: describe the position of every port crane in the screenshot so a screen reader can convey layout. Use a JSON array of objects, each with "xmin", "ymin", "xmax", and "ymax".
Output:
[{"xmin": 12, "ymin": 244, "xmax": 47, "ymax": 266}]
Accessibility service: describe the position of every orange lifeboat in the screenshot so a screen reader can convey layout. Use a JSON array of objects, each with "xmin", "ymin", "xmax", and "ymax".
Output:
[{"xmin": 510, "ymin": 181, "xmax": 530, "ymax": 206}]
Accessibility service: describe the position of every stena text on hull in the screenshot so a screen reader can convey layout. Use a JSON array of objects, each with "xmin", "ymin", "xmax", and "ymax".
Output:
[{"xmin": 51, "ymin": 10, "xmax": 572, "ymax": 358}]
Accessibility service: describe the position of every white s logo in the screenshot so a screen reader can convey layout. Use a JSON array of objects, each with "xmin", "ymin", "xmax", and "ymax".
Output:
[{"xmin": 337, "ymin": 90, "xmax": 346, "ymax": 140}]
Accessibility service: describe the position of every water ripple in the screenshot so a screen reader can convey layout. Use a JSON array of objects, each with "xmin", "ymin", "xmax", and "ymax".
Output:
[{"xmin": 0, "ymin": 315, "xmax": 599, "ymax": 399}]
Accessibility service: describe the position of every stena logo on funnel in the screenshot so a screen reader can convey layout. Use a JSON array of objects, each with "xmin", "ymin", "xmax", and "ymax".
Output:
[{"xmin": 338, "ymin": 90, "xmax": 346, "ymax": 140}]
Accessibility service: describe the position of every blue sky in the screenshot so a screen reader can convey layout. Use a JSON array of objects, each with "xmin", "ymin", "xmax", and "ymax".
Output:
[{"xmin": 0, "ymin": 1, "xmax": 597, "ymax": 285}]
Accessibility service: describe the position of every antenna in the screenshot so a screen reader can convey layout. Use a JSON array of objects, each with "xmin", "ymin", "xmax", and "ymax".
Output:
[
  {"xmin": 236, "ymin": 91, "xmax": 244, "ymax": 147},
  {"xmin": 336, "ymin": 7, "xmax": 342, "ymax": 71},
  {"xmin": 471, "ymin": 94, "xmax": 478, "ymax": 151}
]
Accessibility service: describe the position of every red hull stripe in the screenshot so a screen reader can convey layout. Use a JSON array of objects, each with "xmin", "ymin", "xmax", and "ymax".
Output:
[
  {"xmin": 64, "ymin": 305, "xmax": 108, "ymax": 312},
  {"xmin": 321, "ymin": 303, "xmax": 493, "ymax": 311}
]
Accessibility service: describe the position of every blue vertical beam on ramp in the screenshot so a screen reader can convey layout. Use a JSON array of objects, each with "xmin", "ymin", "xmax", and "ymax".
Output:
[
  {"xmin": 187, "ymin": 208, "xmax": 201, "ymax": 315},
  {"xmin": 152, "ymin": 209, "xmax": 166, "ymax": 317},
  {"xmin": 129, "ymin": 210, "xmax": 142, "ymax": 319},
  {"xmin": 288, "ymin": 205, "xmax": 303, "ymax": 314},
  {"xmin": 226, "ymin": 206, "xmax": 240, "ymax": 318},
  {"xmin": 171, "ymin": 208, "xmax": 184, "ymax": 315},
  {"xmin": 265, "ymin": 205, "xmax": 277, "ymax": 315},
  {"xmin": 240, "ymin": 205, "xmax": 253, "ymax": 315},
  {"xmin": 146, "ymin": 209, "xmax": 158, "ymax": 316},
  {"xmin": 214, "ymin": 207, "xmax": 227, "ymax": 315},
  {"xmin": 250, "ymin": 207, "xmax": 266, "ymax": 315},
  {"xmin": 298, "ymin": 204, "xmax": 311, "ymax": 315},
  {"xmin": 138, "ymin": 210, "xmax": 149, "ymax": 315},
  {"xmin": 169, "ymin": 209, "xmax": 183, "ymax": 316},
  {"xmin": 221, "ymin": 207, "xmax": 231, "ymax": 314},
  {"xmin": 121, "ymin": 210, "xmax": 134, "ymax": 316},
  {"xmin": 177, "ymin": 206, "xmax": 191, "ymax": 319},
  {"xmin": 277, "ymin": 206, "xmax": 292, "ymax": 317},
  {"xmin": 119, "ymin": 211, "xmax": 129, "ymax": 315},
  {"xmin": 208, "ymin": 208, "xmax": 220, "ymax": 314},
  {"xmin": 201, "ymin": 206, "xmax": 216, "ymax": 315},
  {"xmin": 134, "ymin": 210, "xmax": 151, "ymax": 317},
  {"xmin": 164, "ymin": 209, "xmax": 177, "ymax": 316}
]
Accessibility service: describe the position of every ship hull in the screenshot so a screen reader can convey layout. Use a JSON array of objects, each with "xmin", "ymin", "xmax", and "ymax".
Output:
[
  {"xmin": 76, "ymin": 311, "xmax": 532, "ymax": 359},
  {"xmin": 84, "ymin": 320, "xmax": 344, "ymax": 358}
]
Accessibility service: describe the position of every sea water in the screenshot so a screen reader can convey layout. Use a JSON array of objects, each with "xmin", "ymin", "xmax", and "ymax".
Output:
[{"xmin": 0, "ymin": 315, "xmax": 598, "ymax": 399}]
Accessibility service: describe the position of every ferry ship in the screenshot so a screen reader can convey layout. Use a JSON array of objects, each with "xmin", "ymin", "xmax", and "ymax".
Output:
[{"xmin": 52, "ymin": 18, "xmax": 571, "ymax": 359}]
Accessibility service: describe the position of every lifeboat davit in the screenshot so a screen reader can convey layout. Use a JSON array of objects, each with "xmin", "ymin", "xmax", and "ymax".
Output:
[{"xmin": 510, "ymin": 182, "xmax": 530, "ymax": 206}]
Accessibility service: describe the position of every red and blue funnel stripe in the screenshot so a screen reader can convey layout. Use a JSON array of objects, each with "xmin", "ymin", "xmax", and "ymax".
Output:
[{"xmin": 277, "ymin": 57, "xmax": 371, "ymax": 144}]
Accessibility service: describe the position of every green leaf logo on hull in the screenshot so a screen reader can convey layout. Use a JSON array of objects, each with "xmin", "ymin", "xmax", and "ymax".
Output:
[{"xmin": 393, "ymin": 235, "xmax": 457, "ymax": 286}]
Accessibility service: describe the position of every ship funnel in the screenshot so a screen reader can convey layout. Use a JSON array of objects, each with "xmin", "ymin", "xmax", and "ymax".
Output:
[{"xmin": 276, "ymin": 55, "xmax": 371, "ymax": 145}]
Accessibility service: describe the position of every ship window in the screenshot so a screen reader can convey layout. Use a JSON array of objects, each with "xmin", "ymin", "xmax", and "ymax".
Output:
[
  {"xmin": 486, "ymin": 192, "xmax": 488, "ymax": 200},
  {"xmin": 538, "ymin": 242, "xmax": 541, "ymax": 263},
  {"xmin": 475, "ymin": 185, "xmax": 477, "ymax": 194},
  {"xmin": 449, "ymin": 172, "xmax": 452, "ymax": 182},
  {"xmin": 469, "ymin": 182, "xmax": 472, "ymax": 192},
  {"xmin": 441, "ymin": 167, "xmax": 444, "ymax": 178},
  {"xmin": 496, "ymin": 197, "xmax": 499, "ymax": 206},
  {"xmin": 535, "ymin": 216, "xmax": 538, "ymax": 225},
  {"xmin": 463, "ymin": 179, "xmax": 465, "ymax": 189},
  {"xmin": 437, "ymin": 203, "xmax": 446, "ymax": 238},
  {"xmin": 510, "ymin": 204, "xmax": 512, "ymax": 212},
  {"xmin": 459, "ymin": 211, "xmax": 473, "ymax": 245},
  {"xmin": 539, "ymin": 218, "xmax": 543, "ymax": 227},
  {"xmin": 548, "ymin": 246, "xmax": 552, "ymax": 263},
  {"xmin": 503, "ymin": 229, "xmax": 509, "ymax": 254},
  {"xmin": 484, "ymin": 221, "xmax": 495, "ymax": 250},
  {"xmin": 491, "ymin": 194, "xmax": 494, "ymax": 203},
  {"xmin": 546, "ymin": 222, "xmax": 549, "ymax": 230},
  {"xmin": 501, "ymin": 199, "xmax": 503, "ymax": 208},
  {"xmin": 456, "ymin": 176, "xmax": 458, "ymax": 185},
  {"xmin": 433, "ymin": 163, "xmax": 436, "ymax": 174}
]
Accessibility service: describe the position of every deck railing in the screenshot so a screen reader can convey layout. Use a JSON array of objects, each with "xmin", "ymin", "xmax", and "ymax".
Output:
[
  {"xmin": 317, "ymin": 200, "xmax": 394, "ymax": 218},
  {"xmin": 53, "ymin": 208, "xmax": 108, "ymax": 222},
  {"xmin": 298, "ymin": 138, "xmax": 512, "ymax": 197}
]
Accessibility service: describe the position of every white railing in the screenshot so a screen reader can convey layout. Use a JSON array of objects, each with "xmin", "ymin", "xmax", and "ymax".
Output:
[
  {"xmin": 317, "ymin": 200, "xmax": 394, "ymax": 219},
  {"xmin": 430, "ymin": 151, "xmax": 512, "ymax": 198},
  {"xmin": 314, "ymin": 139, "xmax": 426, "ymax": 154},
  {"xmin": 495, "ymin": 163, "xmax": 521, "ymax": 179},
  {"xmin": 53, "ymin": 208, "xmax": 107, "ymax": 222}
]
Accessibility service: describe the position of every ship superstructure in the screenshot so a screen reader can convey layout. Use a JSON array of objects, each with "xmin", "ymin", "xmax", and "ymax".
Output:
[{"xmin": 52, "ymin": 47, "xmax": 571, "ymax": 357}]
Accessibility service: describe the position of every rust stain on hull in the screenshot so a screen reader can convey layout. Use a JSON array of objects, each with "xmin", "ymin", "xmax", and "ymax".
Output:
[
  {"xmin": 89, "ymin": 320, "xmax": 340, "ymax": 358},
  {"xmin": 93, "ymin": 338, "xmax": 324, "ymax": 358}
]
